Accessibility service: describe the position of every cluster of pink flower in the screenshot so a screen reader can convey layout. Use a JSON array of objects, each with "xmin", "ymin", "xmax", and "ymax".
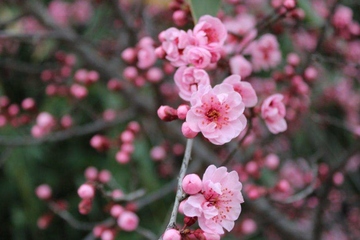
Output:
[
  {"xmin": 163, "ymin": 165, "xmax": 244, "ymax": 240},
  {"xmin": 0, "ymin": 96, "xmax": 35, "ymax": 128},
  {"xmin": 35, "ymin": 184, "xmax": 68, "ymax": 229},
  {"xmin": 157, "ymin": 15, "xmax": 287, "ymax": 145},
  {"xmin": 48, "ymin": 0, "xmax": 93, "ymax": 26},
  {"xmin": 79, "ymin": 166, "xmax": 140, "ymax": 239},
  {"xmin": 156, "ymin": 15, "xmax": 257, "ymax": 144},
  {"xmin": 90, "ymin": 121, "xmax": 141, "ymax": 164}
]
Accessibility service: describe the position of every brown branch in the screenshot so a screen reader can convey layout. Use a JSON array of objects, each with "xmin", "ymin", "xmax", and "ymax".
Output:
[
  {"xmin": 245, "ymin": 196, "xmax": 311, "ymax": 240},
  {"xmin": 0, "ymin": 110, "xmax": 135, "ymax": 146},
  {"xmin": 311, "ymin": 140, "xmax": 360, "ymax": 240},
  {"xmin": 48, "ymin": 201, "xmax": 114, "ymax": 231}
]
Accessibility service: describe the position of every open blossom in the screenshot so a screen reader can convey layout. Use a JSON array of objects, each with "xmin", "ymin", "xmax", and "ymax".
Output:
[
  {"xmin": 174, "ymin": 66, "xmax": 210, "ymax": 101},
  {"xmin": 224, "ymin": 13, "xmax": 256, "ymax": 37},
  {"xmin": 159, "ymin": 15, "xmax": 227, "ymax": 68},
  {"xmin": 183, "ymin": 165, "xmax": 244, "ymax": 235},
  {"xmin": 185, "ymin": 82, "xmax": 247, "ymax": 145},
  {"xmin": 261, "ymin": 94, "xmax": 287, "ymax": 134},
  {"xmin": 229, "ymin": 55, "xmax": 253, "ymax": 79},
  {"xmin": 250, "ymin": 34, "xmax": 281, "ymax": 72},
  {"xmin": 194, "ymin": 15, "xmax": 227, "ymax": 46},
  {"xmin": 160, "ymin": 28, "xmax": 190, "ymax": 67},
  {"xmin": 183, "ymin": 46, "xmax": 212, "ymax": 69},
  {"xmin": 193, "ymin": 15, "xmax": 227, "ymax": 63},
  {"xmin": 223, "ymin": 75, "xmax": 257, "ymax": 107}
]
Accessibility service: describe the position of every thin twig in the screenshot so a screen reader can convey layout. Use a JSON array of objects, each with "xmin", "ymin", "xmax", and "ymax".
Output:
[
  {"xmin": 48, "ymin": 201, "xmax": 114, "ymax": 231},
  {"xmin": 0, "ymin": 110, "xmax": 135, "ymax": 146},
  {"xmin": 159, "ymin": 138, "xmax": 194, "ymax": 239},
  {"xmin": 273, "ymin": 151, "xmax": 323, "ymax": 204}
]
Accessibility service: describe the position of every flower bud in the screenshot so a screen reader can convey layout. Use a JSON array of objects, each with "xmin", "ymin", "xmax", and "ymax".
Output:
[
  {"xmin": 110, "ymin": 204, "xmax": 125, "ymax": 218},
  {"xmin": 157, "ymin": 105, "xmax": 178, "ymax": 122},
  {"xmin": 150, "ymin": 146, "xmax": 167, "ymax": 161},
  {"xmin": 163, "ymin": 229, "xmax": 181, "ymax": 240},
  {"xmin": 35, "ymin": 184, "xmax": 52, "ymax": 200},
  {"xmin": 177, "ymin": 104, "xmax": 189, "ymax": 120},
  {"xmin": 182, "ymin": 174, "xmax": 202, "ymax": 195},
  {"xmin": 117, "ymin": 211, "xmax": 139, "ymax": 231},
  {"xmin": 79, "ymin": 198, "xmax": 92, "ymax": 215},
  {"xmin": 181, "ymin": 122, "xmax": 198, "ymax": 138},
  {"xmin": 77, "ymin": 183, "xmax": 95, "ymax": 199},
  {"xmin": 98, "ymin": 170, "xmax": 111, "ymax": 183},
  {"xmin": 84, "ymin": 166, "xmax": 98, "ymax": 181}
]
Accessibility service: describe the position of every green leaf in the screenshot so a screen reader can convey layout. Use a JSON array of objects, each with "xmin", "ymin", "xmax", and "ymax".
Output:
[
  {"xmin": 188, "ymin": 0, "xmax": 221, "ymax": 23},
  {"xmin": 297, "ymin": 0, "xmax": 324, "ymax": 28}
]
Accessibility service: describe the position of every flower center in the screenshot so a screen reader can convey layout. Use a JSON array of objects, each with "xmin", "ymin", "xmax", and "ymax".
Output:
[{"xmin": 206, "ymin": 109, "xmax": 220, "ymax": 122}]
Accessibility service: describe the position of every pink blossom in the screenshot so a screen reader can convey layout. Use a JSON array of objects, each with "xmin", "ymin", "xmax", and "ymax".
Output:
[
  {"xmin": 110, "ymin": 204, "xmax": 125, "ymax": 218},
  {"xmin": 37, "ymin": 112, "xmax": 55, "ymax": 128},
  {"xmin": 32, "ymin": 112, "xmax": 56, "ymax": 138},
  {"xmin": 185, "ymin": 82, "xmax": 247, "ymax": 145},
  {"xmin": 182, "ymin": 174, "xmax": 202, "ymax": 195},
  {"xmin": 173, "ymin": 10, "xmax": 187, "ymax": 27},
  {"xmin": 35, "ymin": 184, "xmax": 52, "ymax": 200},
  {"xmin": 177, "ymin": 104, "xmax": 190, "ymax": 120},
  {"xmin": 160, "ymin": 28, "xmax": 190, "ymax": 66},
  {"xmin": 22, "ymin": 98, "xmax": 36, "ymax": 110},
  {"xmin": 137, "ymin": 37, "xmax": 157, "ymax": 69},
  {"xmin": 183, "ymin": 46, "xmax": 212, "ymax": 69},
  {"xmin": 117, "ymin": 211, "xmax": 139, "ymax": 231},
  {"xmin": 332, "ymin": 5, "xmax": 353, "ymax": 29},
  {"xmin": 193, "ymin": 15, "xmax": 227, "ymax": 46},
  {"xmin": 264, "ymin": 153, "xmax": 280, "ymax": 170},
  {"xmin": 250, "ymin": 34, "xmax": 282, "ymax": 72},
  {"xmin": 163, "ymin": 229, "xmax": 181, "ymax": 240},
  {"xmin": 174, "ymin": 66, "xmax": 210, "ymax": 101},
  {"xmin": 224, "ymin": 13, "xmax": 256, "ymax": 37},
  {"xmin": 115, "ymin": 150, "xmax": 130, "ymax": 164},
  {"xmin": 229, "ymin": 55, "xmax": 252, "ymax": 79},
  {"xmin": 182, "ymin": 122, "xmax": 199, "ymax": 139},
  {"xmin": 60, "ymin": 115, "xmax": 73, "ymax": 128},
  {"xmin": 48, "ymin": 0, "xmax": 69, "ymax": 27},
  {"xmin": 70, "ymin": 84, "xmax": 88, "ymax": 99},
  {"xmin": 241, "ymin": 218, "xmax": 257, "ymax": 235},
  {"xmin": 157, "ymin": 105, "xmax": 178, "ymax": 122},
  {"xmin": 71, "ymin": 0, "xmax": 93, "ymax": 24},
  {"xmin": 222, "ymin": 75, "xmax": 257, "ymax": 107},
  {"xmin": 146, "ymin": 67, "xmax": 164, "ymax": 83},
  {"xmin": 183, "ymin": 165, "xmax": 244, "ymax": 234},
  {"xmin": 98, "ymin": 170, "xmax": 111, "ymax": 183},
  {"xmin": 78, "ymin": 183, "xmax": 95, "ymax": 199},
  {"xmin": 84, "ymin": 167, "xmax": 98, "ymax": 181},
  {"xmin": 150, "ymin": 146, "xmax": 167, "ymax": 161},
  {"xmin": 261, "ymin": 94, "xmax": 287, "ymax": 134}
]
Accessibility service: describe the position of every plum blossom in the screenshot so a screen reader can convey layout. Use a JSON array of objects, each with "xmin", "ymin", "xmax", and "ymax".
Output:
[
  {"xmin": 183, "ymin": 46, "xmax": 212, "ymax": 69},
  {"xmin": 185, "ymin": 81, "xmax": 247, "ymax": 145},
  {"xmin": 222, "ymin": 75, "xmax": 257, "ymax": 107},
  {"xmin": 137, "ymin": 37, "xmax": 157, "ymax": 69},
  {"xmin": 183, "ymin": 165, "xmax": 244, "ymax": 234},
  {"xmin": 159, "ymin": 15, "xmax": 227, "ymax": 68},
  {"xmin": 250, "ymin": 34, "xmax": 282, "ymax": 72},
  {"xmin": 159, "ymin": 28, "xmax": 190, "ymax": 67},
  {"xmin": 229, "ymin": 55, "xmax": 253, "ymax": 79},
  {"xmin": 261, "ymin": 94, "xmax": 287, "ymax": 134},
  {"xmin": 48, "ymin": 0, "xmax": 70, "ymax": 27},
  {"xmin": 332, "ymin": 5, "xmax": 353, "ymax": 29},
  {"xmin": 174, "ymin": 66, "xmax": 210, "ymax": 101},
  {"xmin": 194, "ymin": 15, "xmax": 227, "ymax": 46},
  {"xmin": 193, "ymin": 15, "xmax": 228, "ymax": 63}
]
